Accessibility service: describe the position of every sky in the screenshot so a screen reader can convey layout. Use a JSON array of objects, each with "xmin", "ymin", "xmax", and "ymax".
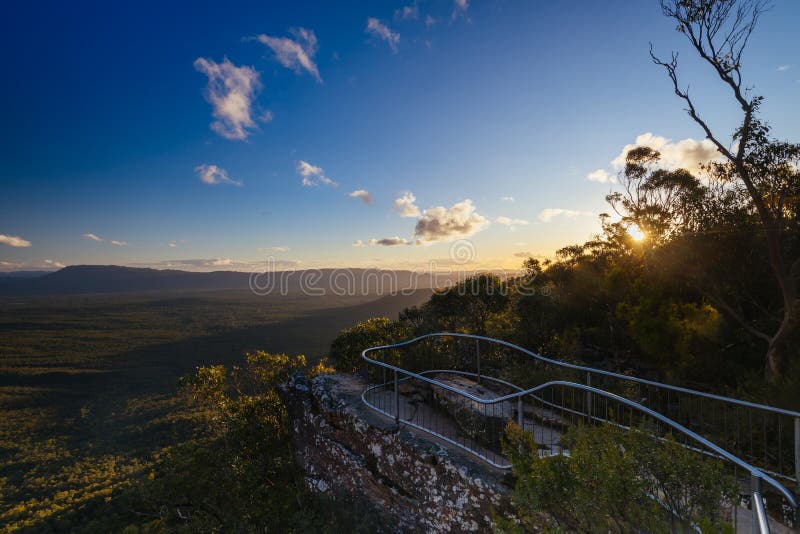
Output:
[{"xmin": 1, "ymin": 0, "xmax": 798, "ymax": 272}]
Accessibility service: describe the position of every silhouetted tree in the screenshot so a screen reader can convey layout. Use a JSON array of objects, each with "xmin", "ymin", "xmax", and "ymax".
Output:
[{"xmin": 652, "ymin": 0, "xmax": 800, "ymax": 380}]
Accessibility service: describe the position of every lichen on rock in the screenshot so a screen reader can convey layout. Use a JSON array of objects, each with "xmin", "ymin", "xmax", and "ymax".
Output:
[{"xmin": 280, "ymin": 372, "xmax": 516, "ymax": 533}]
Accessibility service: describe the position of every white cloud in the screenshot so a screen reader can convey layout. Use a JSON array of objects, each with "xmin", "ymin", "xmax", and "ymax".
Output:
[
  {"xmin": 0, "ymin": 259, "xmax": 67, "ymax": 271},
  {"xmin": 137, "ymin": 258, "xmax": 300, "ymax": 272},
  {"xmin": 777, "ymin": 65, "xmax": 790, "ymax": 72},
  {"xmin": 393, "ymin": 192, "xmax": 421, "ymax": 217},
  {"xmin": 0, "ymin": 234, "xmax": 31, "ymax": 247},
  {"xmin": 500, "ymin": 196, "xmax": 515, "ymax": 202},
  {"xmin": 452, "ymin": 0, "xmax": 469, "ymax": 19},
  {"xmin": 168, "ymin": 242, "xmax": 178, "ymax": 248},
  {"xmin": 194, "ymin": 57, "xmax": 261, "ymax": 140},
  {"xmin": 348, "ymin": 189, "xmax": 372, "ymax": 204},
  {"xmin": 353, "ymin": 239, "xmax": 369, "ymax": 247},
  {"xmin": 131, "ymin": 258, "xmax": 302, "ymax": 272},
  {"xmin": 395, "ymin": 4, "xmax": 419, "ymax": 20},
  {"xmin": 425, "ymin": 15, "xmax": 437, "ymax": 28},
  {"xmin": 611, "ymin": 133, "xmax": 721, "ymax": 172},
  {"xmin": 111, "ymin": 240, "xmax": 127, "ymax": 246},
  {"xmin": 260, "ymin": 110, "xmax": 274, "ymax": 123},
  {"xmin": 83, "ymin": 233, "xmax": 103, "ymax": 242},
  {"xmin": 195, "ymin": 164, "xmax": 242, "ymax": 186},
  {"xmin": 366, "ymin": 18, "xmax": 400, "ymax": 52},
  {"xmin": 538, "ymin": 208, "xmax": 594, "ymax": 223},
  {"xmin": 255, "ymin": 28, "xmax": 322, "ymax": 83},
  {"xmin": 297, "ymin": 160, "xmax": 337, "ymax": 187},
  {"xmin": 586, "ymin": 168, "xmax": 615, "ymax": 183},
  {"xmin": 496, "ymin": 216, "xmax": 530, "ymax": 230},
  {"xmin": 415, "ymin": 199, "xmax": 489, "ymax": 243}
]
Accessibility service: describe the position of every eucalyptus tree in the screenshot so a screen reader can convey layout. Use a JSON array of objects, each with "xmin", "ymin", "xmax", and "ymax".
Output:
[{"xmin": 652, "ymin": 0, "xmax": 800, "ymax": 380}]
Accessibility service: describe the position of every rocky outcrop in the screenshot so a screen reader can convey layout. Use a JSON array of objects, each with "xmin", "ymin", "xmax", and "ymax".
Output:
[{"xmin": 280, "ymin": 373, "xmax": 515, "ymax": 533}]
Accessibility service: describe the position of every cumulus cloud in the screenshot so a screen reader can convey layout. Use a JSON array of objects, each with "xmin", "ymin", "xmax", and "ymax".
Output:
[
  {"xmin": 611, "ymin": 133, "xmax": 721, "ymax": 172},
  {"xmin": 395, "ymin": 3, "xmax": 419, "ymax": 20},
  {"xmin": 348, "ymin": 189, "xmax": 372, "ymax": 204},
  {"xmin": 777, "ymin": 65, "xmax": 790, "ymax": 72},
  {"xmin": 500, "ymin": 196, "xmax": 515, "ymax": 202},
  {"xmin": 168, "ymin": 242, "xmax": 178, "ymax": 248},
  {"xmin": 586, "ymin": 168, "xmax": 615, "ymax": 183},
  {"xmin": 83, "ymin": 233, "xmax": 103, "ymax": 242},
  {"xmin": 44, "ymin": 259, "xmax": 66, "ymax": 268},
  {"xmin": 297, "ymin": 160, "xmax": 337, "ymax": 187},
  {"xmin": 194, "ymin": 57, "xmax": 261, "ymax": 140},
  {"xmin": 415, "ymin": 199, "xmax": 489, "ymax": 243},
  {"xmin": 111, "ymin": 240, "xmax": 127, "ymax": 246},
  {"xmin": 0, "ymin": 234, "xmax": 31, "ymax": 247},
  {"xmin": 496, "ymin": 216, "xmax": 529, "ymax": 230},
  {"xmin": 195, "ymin": 164, "xmax": 242, "ymax": 186},
  {"xmin": 366, "ymin": 18, "xmax": 400, "ymax": 52},
  {"xmin": 255, "ymin": 28, "xmax": 322, "ymax": 83},
  {"xmin": 538, "ymin": 208, "xmax": 594, "ymax": 223},
  {"xmin": 392, "ymin": 192, "xmax": 420, "ymax": 217}
]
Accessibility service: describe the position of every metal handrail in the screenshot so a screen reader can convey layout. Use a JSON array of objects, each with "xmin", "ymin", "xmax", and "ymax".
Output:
[
  {"xmin": 365, "ymin": 332, "xmax": 800, "ymax": 418},
  {"xmin": 362, "ymin": 367, "xmax": 797, "ymax": 509},
  {"xmin": 360, "ymin": 332, "xmax": 800, "ymax": 518}
]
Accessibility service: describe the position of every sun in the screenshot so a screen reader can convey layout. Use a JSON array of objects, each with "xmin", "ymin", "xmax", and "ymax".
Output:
[{"xmin": 627, "ymin": 223, "xmax": 645, "ymax": 242}]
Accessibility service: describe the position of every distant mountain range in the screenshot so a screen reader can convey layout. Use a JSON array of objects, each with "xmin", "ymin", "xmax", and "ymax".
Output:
[{"xmin": 0, "ymin": 265, "xmax": 460, "ymax": 296}]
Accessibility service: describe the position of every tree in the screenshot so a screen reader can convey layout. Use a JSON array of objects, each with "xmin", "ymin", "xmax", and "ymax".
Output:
[
  {"xmin": 133, "ymin": 351, "xmax": 307, "ymax": 531},
  {"xmin": 328, "ymin": 317, "xmax": 401, "ymax": 373},
  {"xmin": 427, "ymin": 274, "xmax": 510, "ymax": 336},
  {"xmin": 606, "ymin": 146, "xmax": 706, "ymax": 247},
  {"xmin": 652, "ymin": 0, "xmax": 800, "ymax": 380}
]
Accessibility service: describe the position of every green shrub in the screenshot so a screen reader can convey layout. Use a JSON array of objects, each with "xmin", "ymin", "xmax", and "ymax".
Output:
[
  {"xmin": 130, "ymin": 351, "xmax": 306, "ymax": 532},
  {"xmin": 500, "ymin": 422, "xmax": 737, "ymax": 533},
  {"xmin": 328, "ymin": 317, "xmax": 400, "ymax": 373}
]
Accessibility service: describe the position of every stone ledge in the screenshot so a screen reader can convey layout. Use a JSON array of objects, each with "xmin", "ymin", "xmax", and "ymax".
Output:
[{"xmin": 280, "ymin": 372, "xmax": 516, "ymax": 533}]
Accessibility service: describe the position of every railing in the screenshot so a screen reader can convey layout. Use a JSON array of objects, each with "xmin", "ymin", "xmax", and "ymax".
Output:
[{"xmin": 361, "ymin": 332, "xmax": 800, "ymax": 532}]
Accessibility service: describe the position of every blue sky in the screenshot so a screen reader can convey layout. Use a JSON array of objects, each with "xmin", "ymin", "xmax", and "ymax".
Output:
[{"xmin": 1, "ymin": 0, "xmax": 798, "ymax": 272}]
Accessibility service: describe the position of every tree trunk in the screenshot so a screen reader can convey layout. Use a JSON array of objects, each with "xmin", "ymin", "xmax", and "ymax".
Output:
[{"xmin": 765, "ymin": 311, "xmax": 796, "ymax": 382}]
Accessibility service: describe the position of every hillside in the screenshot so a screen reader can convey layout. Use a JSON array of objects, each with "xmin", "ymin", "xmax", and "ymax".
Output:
[
  {"xmin": 0, "ymin": 265, "xmax": 445, "ymax": 296},
  {"xmin": 0, "ymin": 287, "xmax": 433, "ymax": 531}
]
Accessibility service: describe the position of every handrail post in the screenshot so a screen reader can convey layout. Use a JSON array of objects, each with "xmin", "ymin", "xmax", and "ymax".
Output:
[
  {"xmin": 586, "ymin": 372, "xmax": 592, "ymax": 420},
  {"xmin": 517, "ymin": 395, "xmax": 524, "ymax": 428},
  {"xmin": 394, "ymin": 370, "xmax": 400, "ymax": 424},
  {"xmin": 794, "ymin": 417, "xmax": 800, "ymax": 486},
  {"xmin": 751, "ymin": 474, "xmax": 770, "ymax": 534},
  {"xmin": 476, "ymin": 339, "xmax": 481, "ymax": 385}
]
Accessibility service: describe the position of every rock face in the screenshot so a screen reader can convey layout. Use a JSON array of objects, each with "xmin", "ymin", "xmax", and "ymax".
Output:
[{"xmin": 280, "ymin": 373, "xmax": 515, "ymax": 533}]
